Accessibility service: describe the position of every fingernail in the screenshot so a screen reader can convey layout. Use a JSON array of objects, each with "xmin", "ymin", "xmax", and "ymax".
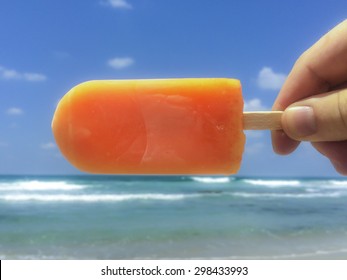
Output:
[{"xmin": 284, "ymin": 106, "xmax": 317, "ymax": 138}]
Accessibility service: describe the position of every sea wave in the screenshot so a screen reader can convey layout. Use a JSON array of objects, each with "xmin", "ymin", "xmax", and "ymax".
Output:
[
  {"xmin": 0, "ymin": 193, "xmax": 202, "ymax": 202},
  {"xmin": 1, "ymin": 189, "xmax": 344, "ymax": 202},
  {"xmin": 231, "ymin": 191, "xmax": 343, "ymax": 199},
  {"xmin": 0, "ymin": 180, "xmax": 85, "ymax": 191},
  {"xmin": 222, "ymin": 247, "xmax": 347, "ymax": 260},
  {"xmin": 4, "ymin": 247, "xmax": 347, "ymax": 260},
  {"xmin": 242, "ymin": 178, "xmax": 347, "ymax": 190},
  {"xmin": 326, "ymin": 180, "xmax": 347, "ymax": 188},
  {"xmin": 242, "ymin": 179, "xmax": 301, "ymax": 187},
  {"xmin": 191, "ymin": 177, "xmax": 231, "ymax": 183}
]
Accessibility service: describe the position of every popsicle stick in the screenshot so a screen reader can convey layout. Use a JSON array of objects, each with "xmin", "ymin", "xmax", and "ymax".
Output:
[{"xmin": 243, "ymin": 111, "xmax": 283, "ymax": 130}]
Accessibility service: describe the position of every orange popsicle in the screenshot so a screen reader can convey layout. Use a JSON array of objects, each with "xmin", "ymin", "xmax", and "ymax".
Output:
[{"xmin": 52, "ymin": 78, "xmax": 246, "ymax": 175}]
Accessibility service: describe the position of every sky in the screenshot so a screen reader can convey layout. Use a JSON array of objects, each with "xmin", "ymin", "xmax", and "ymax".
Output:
[{"xmin": 0, "ymin": 0, "xmax": 346, "ymax": 176}]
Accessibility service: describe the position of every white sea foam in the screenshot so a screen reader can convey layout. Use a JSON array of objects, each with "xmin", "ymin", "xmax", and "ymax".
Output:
[
  {"xmin": 204, "ymin": 247, "xmax": 347, "ymax": 260},
  {"xmin": 0, "ymin": 180, "xmax": 85, "ymax": 191},
  {"xmin": 0, "ymin": 193, "xmax": 201, "ymax": 202},
  {"xmin": 231, "ymin": 192, "xmax": 343, "ymax": 199},
  {"xmin": 327, "ymin": 180, "xmax": 347, "ymax": 188},
  {"xmin": 302, "ymin": 180, "xmax": 347, "ymax": 190},
  {"xmin": 0, "ymin": 254, "xmax": 68, "ymax": 260},
  {"xmin": 243, "ymin": 179, "xmax": 301, "ymax": 187},
  {"xmin": 192, "ymin": 177, "xmax": 231, "ymax": 183}
]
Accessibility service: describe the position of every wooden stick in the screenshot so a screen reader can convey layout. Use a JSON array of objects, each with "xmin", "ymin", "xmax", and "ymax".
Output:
[{"xmin": 243, "ymin": 111, "xmax": 283, "ymax": 130}]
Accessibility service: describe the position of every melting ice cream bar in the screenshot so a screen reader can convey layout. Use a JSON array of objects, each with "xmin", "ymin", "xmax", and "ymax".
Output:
[{"xmin": 52, "ymin": 78, "xmax": 282, "ymax": 175}]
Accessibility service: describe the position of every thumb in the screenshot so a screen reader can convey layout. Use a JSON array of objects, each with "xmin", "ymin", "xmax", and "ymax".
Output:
[{"xmin": 281, "ymin": 88, "xmax": 347, "ymax": 142}]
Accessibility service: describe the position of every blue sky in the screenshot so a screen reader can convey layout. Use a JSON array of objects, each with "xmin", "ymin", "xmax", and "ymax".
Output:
[{"xmin": 0, "ymin": 0, "xmax": 346, "ymax": 176}]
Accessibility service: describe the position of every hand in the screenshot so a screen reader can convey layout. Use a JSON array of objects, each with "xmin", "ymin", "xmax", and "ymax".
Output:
[{"xmin": 272, "ymin": 19, "xmax": 347, "ymax": 175}]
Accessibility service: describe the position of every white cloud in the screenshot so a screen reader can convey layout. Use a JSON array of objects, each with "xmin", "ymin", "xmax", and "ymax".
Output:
[
  {"xmin": 6, "ymin": 107, "xmax": 24, "ymax": 116},
  {"xmin": 103, "ymin": 0, "xmax": 132, "ymax": 9},
  {"xmin": 0, "ymin": 65, "xmax": 46, "ymax": 82},
  {"xmin": 257, "ymin": 67, "xmax": 286, "ymax": 90},
  {"xmin": 244, "ymin": 98, "xmax": 267, "ymax": 111},
  {"xmin": 1, "ymin": 68, "xmax": 21, "ymax": 79},
  {"xmin": 23, "ymin": 73, "xmax": 47, "ymax": 82},
  {"xmin": 41, "ymin": 142, "xmax": 57, "ymax": 150},
  {"xmin": 108, "ymin": 57, "xmax": 134, "ymax": 69},
  {"xmin": 245, "ymin": 143, "xmax": 265, "ymax": 155}
]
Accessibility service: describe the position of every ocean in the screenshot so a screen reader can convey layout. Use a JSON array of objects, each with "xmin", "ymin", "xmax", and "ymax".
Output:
[{"xmin": 1, "ymin": 175, "xmax": 347, "ymax": 259}]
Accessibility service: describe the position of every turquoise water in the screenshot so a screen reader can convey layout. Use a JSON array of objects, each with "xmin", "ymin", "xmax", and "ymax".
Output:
[{"xmin": 1, "ymin": 175, "xmax": 347, "ymax": 259}]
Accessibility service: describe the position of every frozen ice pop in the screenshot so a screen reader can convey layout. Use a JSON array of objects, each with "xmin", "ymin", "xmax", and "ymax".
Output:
[{"xmin": 52, "ymin": 78, "xmax": 282, "ymax": 175}]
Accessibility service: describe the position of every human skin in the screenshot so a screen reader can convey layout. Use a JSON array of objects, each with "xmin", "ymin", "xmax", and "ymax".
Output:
[{"xmin": 272, "ymin": 19, "xmax": 347, "ymax": 175}]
